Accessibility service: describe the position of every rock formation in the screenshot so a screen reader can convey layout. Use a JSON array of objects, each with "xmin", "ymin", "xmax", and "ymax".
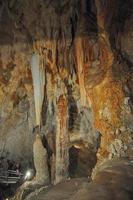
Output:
[
  {"xmin": 33, "ymin": 134, "xmax": 49, "ymax": 185},
  {"xmin": 0, "ymin": 0, "xmax": 132, "ymax": 189}
]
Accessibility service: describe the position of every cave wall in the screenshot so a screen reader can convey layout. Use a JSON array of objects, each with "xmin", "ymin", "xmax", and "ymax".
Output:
[
  {"xmin": 0, "ymin": 43, "xmax": 34, "ymax": 162},
  {"xmin": 0, "ymin": 0, "xmax": 133, "ymax": 176}
]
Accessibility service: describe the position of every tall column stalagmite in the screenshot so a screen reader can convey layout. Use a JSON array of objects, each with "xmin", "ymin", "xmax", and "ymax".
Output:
[{"xmin": 55, "ymin": 95, "xmax": 69, "ymax": 184}]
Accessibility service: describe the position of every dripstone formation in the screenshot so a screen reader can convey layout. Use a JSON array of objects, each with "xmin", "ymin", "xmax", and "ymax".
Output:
[{"xmin": 0, "ymin": 0, "xmax": 132, "ymax": 187}]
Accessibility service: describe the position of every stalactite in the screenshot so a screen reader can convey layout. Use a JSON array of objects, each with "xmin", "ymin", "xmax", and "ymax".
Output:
[
  {"xmin": 31, "ymin": 53, "xmax": 45, "ymax": 126},
  {"xmin": 74, "ymin": 37, "xmax": 87, "ymax": 107}
]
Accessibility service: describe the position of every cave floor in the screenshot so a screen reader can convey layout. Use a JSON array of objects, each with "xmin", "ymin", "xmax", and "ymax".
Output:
[
  {"xmin": 24, "ymin": 178, "xmax": 89, "ymax": 200},
  {"xmin": 24, "ymin": 159, "xmax": 133, "ymax": 200}
]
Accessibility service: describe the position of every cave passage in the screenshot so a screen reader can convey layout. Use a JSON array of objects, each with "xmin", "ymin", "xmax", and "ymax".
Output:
[
  {"xmin": 69, "ymin": 145, "xmax": 79, "ymax": 178},
  {"xmin": 69, "ymin": 144, "xmax": 97, "ymax": 178}
]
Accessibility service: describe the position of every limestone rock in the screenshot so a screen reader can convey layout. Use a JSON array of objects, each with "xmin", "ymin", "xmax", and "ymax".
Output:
[
  {"xmin": 0, "ymin": 0, "xmax": 132, "ymax": 190},
  {"xmin": 33, "ymin": 134, "xmax": 50, "ymax": 185}
]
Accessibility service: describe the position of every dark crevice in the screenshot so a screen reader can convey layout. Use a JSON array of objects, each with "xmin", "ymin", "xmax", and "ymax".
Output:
[{"xmin": 41, "ymin": 69, "xmax": 48, "ymax": 126}]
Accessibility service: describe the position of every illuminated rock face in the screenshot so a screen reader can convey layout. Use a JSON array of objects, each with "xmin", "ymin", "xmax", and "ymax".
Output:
[{"xmin": 0, "ymin": 0, "xmax": 133, "ymax": 182}]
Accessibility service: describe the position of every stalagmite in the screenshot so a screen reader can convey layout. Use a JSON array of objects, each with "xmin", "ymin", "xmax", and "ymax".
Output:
[
  {"xmin": 50, "ymin": 153, "xmax": 55, "ymax": 184},
  {"xmin": 55, "ymin": 95, "xmax": 69, "ymax": 184},
  {"xmin": 33, "ymin": 134, "xmax": 50, "ymax": 185}
]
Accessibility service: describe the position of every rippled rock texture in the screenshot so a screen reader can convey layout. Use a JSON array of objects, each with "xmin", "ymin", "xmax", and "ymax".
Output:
[{"xmin": 0, "ymin": 0, "xmax": 133, "ymax": 184}]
